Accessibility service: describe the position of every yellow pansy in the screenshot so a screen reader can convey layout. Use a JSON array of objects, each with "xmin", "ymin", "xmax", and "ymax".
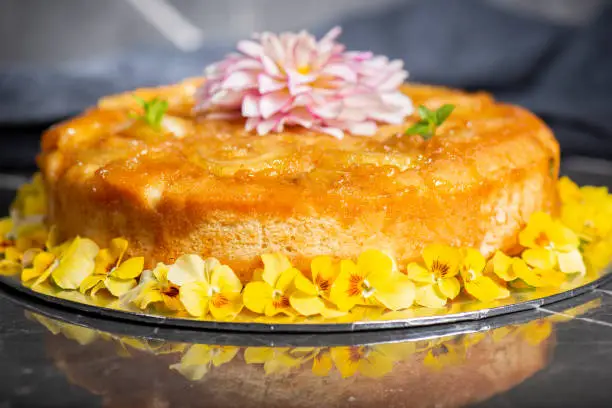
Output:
[
  {"xmin": 22, "ymin": 251, "xmax": 56, "ymax": 284},
  {"xmin": 460, "ymin": 249, "xmax": 510, "ymax": 302},
  {"xmin": 582, "ymin": 238, "xmax": 612, "ymax": 274},
  {"xmin": 512, "ymin": 258, "xmax": 566, "ymax": 288},
  {"xmin": 47, "ymin": 237, "xmax": 99, "ymax": 290},
  {"xmin": 0, "ymin": 217, "xmax": 15, "ymax": 252},
  {"xmin": 423, "ymin": 342, "xmax": 464, "ymax": 370},
  {"xmin": 131, "ymin": 264, "xmax": 184, "ymax": 312},
  {"xmin": 330, "ymin": 343, "xmax": 412, "ymax": 378},
  {"xmin": 562, "ymin": 200, "xmax": 612, "ymax": 243},
  {"xmin": 14, "ymin": 223, "xmax": 47, "ymax": 252},
  {"xmin": 12, "ymin": 173, "xmax": 47, "ymax": 217},
  {"xmin": 244, "ymin": 347, "xmax": 308, "ymax": 375},
  {"xmin": 79, "ymin": 238, "xmax": 144, "ymax": 297},
  {"xmin": 167, "ymin": 254, "xmax": 243, "ymax": 319},
  {"xmin": 243, "ymin": 253, "xmax": 298, "ymax": 317},
  {"xmin": 170, "ymin": 344, "xmax": 239, "ymax": 381},
  {"xmin": 519, "ymin": 212, "xmax": 585, "ymax": 275},
  {"xmin": 0, "ymin": 246, "xmax": 22, "ymax": 276},
  {"xmin": 329, "ymin": 250, "xmax": 415, "ymax": 311},
  {"xmin": 407, "ymin": 244, "xmax": 462, "ymax": 308},
  {"xmin": 289, "ymin": 256, "xmax": 345, "ymax": 317}
]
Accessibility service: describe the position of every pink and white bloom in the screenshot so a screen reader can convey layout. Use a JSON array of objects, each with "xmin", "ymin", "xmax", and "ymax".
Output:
[{"xmin": 195, "ymin": 27, "xmax": 413, "ymax": 138}]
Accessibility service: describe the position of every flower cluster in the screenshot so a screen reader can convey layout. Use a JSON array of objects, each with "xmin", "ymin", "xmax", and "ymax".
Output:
[
  {"xmin": 1, "ymin": 174, "xmax": 611, "ymax": 323},
  {"xmin": 196, "ymin": 27, "xmax": 413, "ymax": 138}
]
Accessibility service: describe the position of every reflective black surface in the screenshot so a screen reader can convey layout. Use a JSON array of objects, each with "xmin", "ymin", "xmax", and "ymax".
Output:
[{"xmin": 1, "ymin": 160, "xmax": 612, "ymax": 407}]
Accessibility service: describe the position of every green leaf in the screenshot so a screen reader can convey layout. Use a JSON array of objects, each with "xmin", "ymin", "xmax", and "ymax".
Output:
[
  {"xmin": 418, "ymin": 105, "xmax": 433, "ymax": 121},
  {"xmin": 435, "ymin": 104, "xmax": 455, "ymax": 125},
  {"xmin": 405, "ymin": 122, "xmax": 432, "ymax": 138},
  {"xmin": 132, "ymin": 95, "xmax": 168, "ymax": 130}
]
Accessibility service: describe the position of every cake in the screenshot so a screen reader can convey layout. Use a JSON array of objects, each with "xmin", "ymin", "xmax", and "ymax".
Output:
[{"xmin": 38, "ymin": 78, "xmax": 559, "ymax": 280}]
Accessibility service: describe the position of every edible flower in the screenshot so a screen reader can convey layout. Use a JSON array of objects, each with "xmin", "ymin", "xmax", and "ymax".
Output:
[
  {"xmin": 167, "ymin": 255, "xmax": 243, "ymax": 319},
  {"xmin": 511, "ymin": 258, "xmax": 566, "ymax": 288},
  {"xmin": 289, "ymin": 255, "xmax": 345, "ymax": 317},
  {"xmin": 519, "ymin": 212, "xmax": 586, "ymax": 275},
  {"xmin": 330, "ymin": 343, "xmax": 413, "ymax": 378},
  {"xmin": 243, "ymin": 253, "xmax": 297, "ymax": 316},
  {"xmin": 559, "ymin": 179, "xmax": 612, "ymax": 242},
  {"xmin": 459, "ymin": 248, "xmax": 509, "ymax": 302},
  {"xmin": 407, "ymin": 244, "xmax": 462, "ymax": 308},
  {"xmin": 131, "ymin": 263, "xmax": 184, "ymax": 312},
  {"xmin": 405, "ymin": 104, "xmax": 455, "ymax": 140},
  {"xmin": 171, "ymin": 344, "xmax": 239, "ymax": 381},
  {"xmin": 329, "ymin": 249, "xmax": 415, "ymax": 311},
  {"xmin": 197, "ymin": 27, "xmax": 413, "ymax": 138},
  {"xmin": 0, "ymin": 246, "xmax": 22, "ymax": 276},
  {"xmin": 79, "ymin": 238, "xmax": 144, "ymax": 297}
]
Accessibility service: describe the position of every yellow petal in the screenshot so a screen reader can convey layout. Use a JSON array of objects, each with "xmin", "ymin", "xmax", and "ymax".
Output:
[
  {"xmin": 0, "ymin": 260, "xmax": 21, "ymax": 276},
  {"xmin": 312, "ymin": 352, "xmax": 333, "ymax": 376},
  {"xmin": 519, "ymin": 212, "xmax": 554, "ymax": 249},
  {"xmin": 557, "ymin": 249, "xmax": 586, "ymax": 275},
  {"xmin": 4, "ymin": 247, "xmax": 21, "ymax": 263},
  {"xmin": 0, "ymin": 217, "xmax": 13, "ymax": 237},
  {"xmin": 548, "ymin": 222, "xmax": 580, "ymax": 251},
  {"xmin": 415, "ymin": 284, "xmax": 447, "ymax": 308},
  {"xmin": 330, "ymin": 347, "xmax": 361, "ymax": 378},
  {"xmin": 465, "ymin": 276, "xmax": 510, "ymax": 302},
  {"xmin": 437, "ymin": 276, "xmax": 460, "ymax": 300},
  {"xmin": 111, "ymin": 257, "xmax": 144, "ymax": 280},
  {"xmin": 522, "ymin": 248, "xmax": 556, "ymax": 270},
  {"xmin": 261, "ymin": 253, "xmax": 292, "ymax": 287},
  {"xmin": 133, "ymin": 282, "xmax": 164, "ymax": 309},
  {"xmin": 357, "ymin": 249, "xmax": 394, "ymax": 278},
  {"xmin": 491, "ymin": 251, "xmax": 516, "ymax": 281},
  {"xmin": 105, "ymin": 277, "xmax": 137, "ymax": 297},
  {"xmin": 243, "ymin": 281, "xmax": 274, "ymax": 314},
  {"xmin": 406, "ymin": 262, "xmax": 435, "ymax": 283},
  {"xmin": 311, "ymin": 255, "xmax": 337, "ymax": 284},
  {"xmin": 167, "ymin": 254, "xmax": 209, "ymax": 286},
  {"xmin": 275, "ymin": 267, "xmax": 298, "ymax": 292},
  {"xmin": 358, "ymin": 352, "xmax": 394, "ymax": 378},
  {"xmin": 294, "ymin": 272, "xmax": 318, "ymax": 296},
  {"xmin": 211, "ymin": 264, "xmax": 242, "ymax": 293},
  {"xmin": 211, "ymin": 346, "xmax": 240, "ymax": 366},
  {"xmin": 52, "ymin": 253, "xmax": 97, "ymax": 290},
  {"xmin": 460, "ymin": 248, "xmax": 486, "ymax": 281},
  {"xmin": 79, "ymin": 274, "xmax": 105, "ymax": 294},
  {"xmin": 179, "ymin": 281, "xmax": 211, "ymax": 317},
  {"xmin": 89, "ymin": 281, "xmax": 107, "ymax": 297},
  {"xmin": 371, "ymin": 274, "xmax": 415, "ymax": 311},
  {"xmin": 244, "ymin": 347, "xmax": 275, "ymax": 364},
  {"xmin": 109, "ymin": 237, "xmax": 129, "ymax": 264},
  {"xmin": 423, "ymin": 244, "xmax": 460, "ymax": 278},
  {"xmin": 290, "ymin": 291, "xmax": 325, "ymax": 316},
  {"xmin": 93, "ymin": 248, "xmax": 114, "ymax": 275},
  {"xmin": 558, "ymin": 176, "xmax": 581, "ymax": 203},
  {"xmin": 210, "ymin": 292, "xmax": 243, "ymax": 319},
  {"xmin": 329, "ymin": 259, "xmax": 362, "ymax": 312}
]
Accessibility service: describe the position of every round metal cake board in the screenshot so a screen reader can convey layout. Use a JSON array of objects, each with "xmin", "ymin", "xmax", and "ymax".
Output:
[{"xmin": 0, "ymin": 157, "xmax": 611, "ymax": 335}]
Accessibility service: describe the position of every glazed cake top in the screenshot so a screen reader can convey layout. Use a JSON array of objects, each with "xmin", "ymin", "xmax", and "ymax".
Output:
[{"xmin": 39, "ymin": 79, "xmax": 558, "ymax": 215}]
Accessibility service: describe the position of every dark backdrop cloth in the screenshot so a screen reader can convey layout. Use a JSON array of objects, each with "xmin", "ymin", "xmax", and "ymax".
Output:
[{"xmin": 1, "ymin": 0, "xmax": 611, "ymax": 169}]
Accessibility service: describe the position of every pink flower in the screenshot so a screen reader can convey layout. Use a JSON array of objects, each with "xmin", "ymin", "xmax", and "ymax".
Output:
[{"xmin": 196, "ymin": 27, "xmax": 413, "ymax": 139}]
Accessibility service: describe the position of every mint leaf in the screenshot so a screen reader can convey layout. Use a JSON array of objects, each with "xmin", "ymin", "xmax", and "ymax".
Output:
[
  {"xmin": 132, "ymin": 95, "xmax": 168, "ymax": 130},
  {"xmin": 405, "ymin": 104, "xmax": 456, "ymax": 140}
]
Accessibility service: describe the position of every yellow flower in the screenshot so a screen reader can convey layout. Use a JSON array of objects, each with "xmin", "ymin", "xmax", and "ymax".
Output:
[
  {"xmin": 519, "ymin": 212, "xmax": 585, "ymax": 275},
  {"xmin": 167, "ymin": 255, "xmax": 243, "ymax": 319},
  {"xmin": 243, "ymin": 253, "xmax": 298, "ymax": 316},
  {"xmin": 289, "ymin": 256, "xmax": 345, "ymax": 317},
  {"xmin": 131, "ymin": 264, "xmax": 184, "ymax": 312},
  {"xmin": 79, "ymin": 238, "xmax": 144, "ymax": 297},
  {"xmin": 49, "ymin": 237, "xmax": 99, "ymax": 289},
  {"xmin": 12, "ymin": 173, "xmax": 47, "ymax": 217},
  {"xmin": 170, "ymin": 344, "xmax": 239, "ymax": 381},
  {"xmin": 329, "ymin": 250, "xmax": 415, "ymax": 311},
  {"xmin": 512, "ymin": 258, "xmax": 566, "ymax": 288},
  {"xmin": 14, "ymin": 223, "xmax": 47, "ymax": 252},
  {"xmin": 0, "ymin": 217, "xmax": 15, "ymax": 253},
  {"xmin": 244, "ymin": 346, "xmax": 308, "ymax": 374},
  {"xmin": 562, "ymin": 200, "xmax": 612, "ymax": 243},
  {"xmin": 330, "ymin": 343, "xmax": 413, "ymax": 378},
  {"xmin": 489, "ymin": 251, "xmax": 518, "ymax": 281},
  {"xmin": 22, "ymin": 251, "xmax": 56, "ymax": 284},
  {"xmin": 0, "ymin": 246, "xmax": 22, "ymax": 276},
  {"xmin": 582, "ymin": 238, "xmax": 612, "ymax": 275},
  {"xmin": 459, "ymin": 249, "xmax": 509, "ymax": 302},
  {"xmin": 423, "ymin": 342, "xmax": 464, "ymax": 370},
  {"xmin": 407, "ymin": 244, "xmax": 462, "ymax": 308}
]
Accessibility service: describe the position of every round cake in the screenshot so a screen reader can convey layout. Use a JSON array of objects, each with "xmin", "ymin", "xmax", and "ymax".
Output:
[{"xmin": 38, "ymin": 78, "xmax": 559, "ymax": 280}]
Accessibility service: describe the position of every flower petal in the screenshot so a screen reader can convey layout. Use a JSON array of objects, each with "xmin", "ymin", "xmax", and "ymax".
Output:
[
  {"xmin": 465, "ymin": 276, "xmax": 510, "ymax": 302},
  {"xmin": 415, "ymin": 284, "xmax": 447, "ymax": 308},
  {"xmin": 406, "ymin": 263, "xmax": 435, "ymax": 283},
  {"xmin": 557, "ymin": 249, "xmax": 586, "ymax": 275},
  {"xmin": 290, "ymin": 291, "xmax": 326, "ymax": 316},
  {"xmin": 261, "ymin": 253, "xmax": 292, "ymax": 287},
  {"xmin": 180, "ymin": 281, "xmax": 211, "ymax": 317},
  {"xmin": 211, "ymin": 264, "xmax": 242, "ymax": 293},
  {"xmin": 438, "ymin": 276, "xmax": 461, "ymax": 300},
  {"xmin": 372, "ymin": 274, "xmax": 415, "ymax": 311},
  {"xmin": 422, "ymin": 244, "xmax": 460, "ymax": 278},
  {"xmin": 210, "ymin": 292, "xmax": 243, "ymax": 319},
  {"xmin": 111, "ymin": 257, "xmax": 144, "ymax": 280},
  {"xmin": 243, "ymin": 281, "xmax": 274, "ymax": 314},
  {"xmin": 294, "ymin": 272, "xmax": 318, "ymax": 296},
  {"xmin": 522, "ymin": 248, "xmax": 556, "ymax": 270},
  {"xmin": 105, "ymin": 277, "xmax": 137, "ymax": 297}
]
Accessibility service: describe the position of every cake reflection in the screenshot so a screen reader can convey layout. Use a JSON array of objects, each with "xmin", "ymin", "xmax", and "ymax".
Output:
[{"xmin": 25, "ymin": 298, "xmax": 599, "ymax": 408}]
